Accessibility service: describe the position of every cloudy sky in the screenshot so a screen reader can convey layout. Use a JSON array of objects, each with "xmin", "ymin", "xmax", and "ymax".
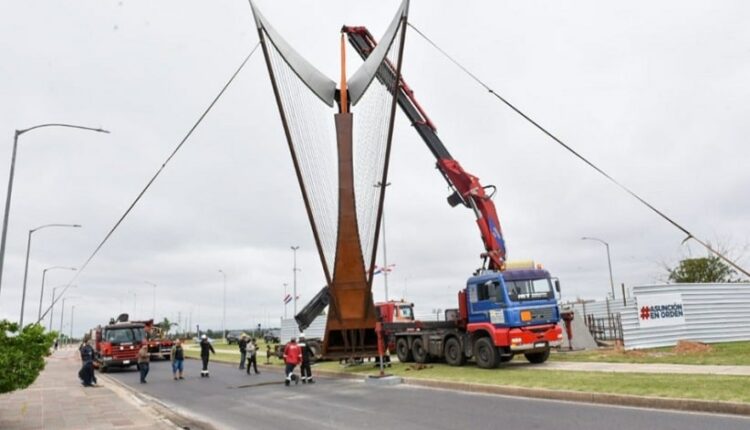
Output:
[{"xmin": 0, "ymin": 0, "xmax": 748, "ymax": 336}]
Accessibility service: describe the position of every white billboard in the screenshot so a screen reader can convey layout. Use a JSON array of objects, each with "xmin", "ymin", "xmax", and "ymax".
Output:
[{"xmin": 636, "ymin": 293, "xmax": 686, "ymax": 328}]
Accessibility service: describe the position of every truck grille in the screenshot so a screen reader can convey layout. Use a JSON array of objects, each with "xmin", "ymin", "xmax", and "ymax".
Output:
[{"xmin": 530, "ymin": 307, "xmax": 554, "ymax": 322}]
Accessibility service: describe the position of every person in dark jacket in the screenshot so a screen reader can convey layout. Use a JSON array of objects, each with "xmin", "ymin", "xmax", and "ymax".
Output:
[
  {"xmin": 199, "ymin": 335, "xmax": 215, "ymax": 377},
  {"xmin": 238, "ymin": 335, "xmax": 248, "ymax": 369},
  {"xmin": 298, "ymin": 334, "xmax": 314, "ymax": 384},
  {"xmin": 78, "ymin": 340, "xmax": 96, "ymax": 387}
]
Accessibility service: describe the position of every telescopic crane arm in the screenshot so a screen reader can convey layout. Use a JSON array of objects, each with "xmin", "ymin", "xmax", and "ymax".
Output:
[{"xmin": 343, "ymin": 26, "xmax": 507, "ymax": 271}]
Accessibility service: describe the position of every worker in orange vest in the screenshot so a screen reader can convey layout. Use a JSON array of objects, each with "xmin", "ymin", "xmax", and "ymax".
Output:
[{"xmin": 283, "ymin": 337, "xmax": 302, "ymax": 386}]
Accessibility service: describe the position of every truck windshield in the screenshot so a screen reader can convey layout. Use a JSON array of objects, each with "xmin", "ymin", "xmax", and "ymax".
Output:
[
  {"xmin": 104, "ymin": 327, "xmax": 145, "ymax": 344},
  {"xmin": 399, "ymin": 305, "xmax": 413, "ymax": 320},
  {"xmin": 507, "ymin": 278, "xmax": 553, "ymax": 302}
]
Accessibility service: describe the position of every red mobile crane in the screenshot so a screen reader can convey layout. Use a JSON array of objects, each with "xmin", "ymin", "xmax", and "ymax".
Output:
[{"xmin": 343, "ymin": 26, "xmax": 507, "ymax": 272}]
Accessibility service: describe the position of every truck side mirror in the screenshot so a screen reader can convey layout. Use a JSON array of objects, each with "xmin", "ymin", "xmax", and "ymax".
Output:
[{"xmin": 554, "ymin": 279, "xmax": 561, "ymax": 293}]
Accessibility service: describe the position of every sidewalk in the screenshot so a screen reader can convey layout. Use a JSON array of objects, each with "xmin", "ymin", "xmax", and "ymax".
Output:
[{"xmin": 0, "ymin": 348, "xmax": 175, "ymax": 430}]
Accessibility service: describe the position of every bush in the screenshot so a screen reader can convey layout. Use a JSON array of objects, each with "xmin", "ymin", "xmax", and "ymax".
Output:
[{"xmin": 0, "ymin": 320, "xmax": 57, "ymax": 393}]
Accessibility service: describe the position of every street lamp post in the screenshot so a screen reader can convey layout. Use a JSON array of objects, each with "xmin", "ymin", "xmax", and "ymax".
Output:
[
  {"xmin": 20, "ymin": 223, "xmax": 81, "ymax": 326},
  {"xmin": 70, "ymin": 305, "xmax": 76, "ymax": 342},
  {"xmin": 0, "ymin": 124, "xmax": 108, "ymax": 300},
  {"xmin": 283, "ymin": 282, "xmax": 288, "ymax": 319},
  {"xmin": 59, "ymin": 296, "xmax": 77, "ymax": 344},
  {"xmin": 291, "ymin": 246, "xmax": 300, "ymax": 325},
  {"xmin": 374, "ymin": 181, "xmax": 391, "ymax": 301},
  {"xmin": 581, "ymin": 236, "xmax": 616, "ymax": 299},
  {"xmin": 218, "ymin": 270, "xmax": 226, "ymax": 341},
  {"xmin": 144, "ymin": 281, "xmax": 156, "ymax": 320},
  {"xmin": 37, "ymin": 266, "xmax": 76, "ymax": 321}
]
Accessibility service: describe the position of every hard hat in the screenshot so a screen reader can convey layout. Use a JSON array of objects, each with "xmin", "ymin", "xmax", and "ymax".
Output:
[
  {"xmin": 201, "ymin": 334, "xmax": 207, "ymax": 339},
  {"xmin": 299, "ymin": 333, "xmax": 305, "ymax": 338}
]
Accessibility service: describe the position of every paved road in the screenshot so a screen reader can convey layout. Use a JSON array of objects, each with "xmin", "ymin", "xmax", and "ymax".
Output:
[{"xmin": 108, "ymin": 359, "xmax": 750, "ymax": 430}]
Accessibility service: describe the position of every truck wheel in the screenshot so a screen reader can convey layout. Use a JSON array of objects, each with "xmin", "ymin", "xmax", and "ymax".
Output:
[
  {"xmin": 444, "ymin": 337, "xmax": 465, "ymax": 366},
  {"xmin": 412, "ymin": 338, "xmax": 430, "ymax": 363},
  {"xmin": 396, "ymin": 338, "xmax": 413, "ymax": 363},
  {"xmin": 524, "ymin": 349, "xmax": 550, "ymax": 364},
  {"xmin": 473, "ymin": 337, "xmax": 500, "ymax": 369}
]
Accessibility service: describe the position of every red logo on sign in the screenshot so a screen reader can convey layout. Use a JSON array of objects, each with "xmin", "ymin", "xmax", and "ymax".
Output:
[{"xmin": 639, "ymin": 306, "xmax": 650, "ymax": 320}]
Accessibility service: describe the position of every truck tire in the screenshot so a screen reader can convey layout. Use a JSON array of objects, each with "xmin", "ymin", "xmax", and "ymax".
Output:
[
  {"xmin": 412, "ymin": 338, "xmax": 430, "ymax": 363},
  {"xmin": 444, "ymin": 337, "xmax": 465, "ymax": 366},
  {"xmin": 524, "ymin": 349, "xmax": 550, "ymax": 364},
  {"xmin": 473, "ymin": 337, "xmax": 500, "ymax": 369},
  {"xmin": 396, "ymin": 338, "xmax": 413, "ymax": 363}
]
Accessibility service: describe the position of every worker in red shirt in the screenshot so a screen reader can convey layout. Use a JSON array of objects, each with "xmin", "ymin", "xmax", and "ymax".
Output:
[{"xmin": 283, "ymin": 337, "xmax": 302, "ymax": 386}]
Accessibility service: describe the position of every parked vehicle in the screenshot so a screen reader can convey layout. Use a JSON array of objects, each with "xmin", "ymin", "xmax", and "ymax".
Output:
[
  {"xmin": 386, "ymin": 262, "xmax": 562, "ymax": 368},
  {"xmin": 131, "ymin": 319, "xmax": 173, "ymax": 360},
  {"xmin": 263, "ymin": 329, "xmax": 280, "ymax": 344},
  {"xmin": 91, "ymin": 314, "xmax": 147, "ymax": 372}
]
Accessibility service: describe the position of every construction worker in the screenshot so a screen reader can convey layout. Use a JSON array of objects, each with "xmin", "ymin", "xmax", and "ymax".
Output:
[
  {"xmin": 299, "ymin": 334, "xmax": 314, "ymax": 384},
  {"xmin": 282, "ymin": 337, "xmax": 302, "ymax": 386},
  {"xmin": 199, "ymin": 334, "xmax": 215, "ymax": 377},
  {"xmin": 137, "ymin": 344, "xmax": 150, "ymax": 384}
]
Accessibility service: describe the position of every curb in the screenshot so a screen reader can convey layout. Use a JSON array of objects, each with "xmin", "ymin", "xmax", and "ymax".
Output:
[
  {"xmin": 100, "ymin": 373, "xmax": 217, "ymax": 430},
  {"xmin": 311, "ymin": 369, "xmax": 750, "ymax": 417}
]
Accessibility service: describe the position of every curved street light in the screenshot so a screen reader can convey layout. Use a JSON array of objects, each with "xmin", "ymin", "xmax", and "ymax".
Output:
[
  {"xmin": 20, "ymin": 223, "xmax": 81, "ymax": 326},
  {"xmin": 581, "ymin": 236, "xmax": 616, "ymax": 299},
  {"xmin": 49, "ymin": 284, "xmax": 76, "ymax": 331},
  {"xmin": 0, "ymin": 123, "xmax": 108, "ymax": 301},
  {"xmin": 37, "ymin": 266, "xmax": 76, "ymax": 321}
]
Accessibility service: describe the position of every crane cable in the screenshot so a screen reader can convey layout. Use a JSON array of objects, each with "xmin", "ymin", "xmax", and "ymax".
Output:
[
  {"xmin": 407, "ymin": 22, "xmax": 750, "ymax": 278},
  {"xmin": 36, "ymin": 43, "xmax": 261, "ymax": 324}
]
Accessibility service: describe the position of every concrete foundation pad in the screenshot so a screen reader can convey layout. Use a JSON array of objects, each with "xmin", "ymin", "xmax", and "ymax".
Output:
[{"xmin": 365, "ymin": 375, "xmax": 403, "ymax": 386}]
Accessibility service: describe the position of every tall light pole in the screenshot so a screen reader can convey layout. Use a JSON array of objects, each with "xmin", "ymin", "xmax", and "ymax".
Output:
[
  {"xmin": 0, "ymin": 123, "xmax": 108, "ymax": 300},
  {"xmin": 218, "ymin": 269, "xmax": 226, "ymax": 341},
  {"xmin": 374, "ymin": 181, "xmax": 391, "ymax": 301},
  {"xmin": 59, "ymin": 296, "xmax": 77, "ymax": 343},
  {"xmin": 49, "ymin": 284, "xmax": 76, "ymax": 331},
  {"xmin": 144, "ymin": 281, "xmax": 157, "ymax": 320},
  {"xmin": 291, "ymin": 246, "xmax": 300, "ymax": 323},
  {"xmin": 70, "ymin": 304, "xmax": 76, "ymax": 342},
  {"xmin": 20, "ymin": 223, "xmax": 81, "ymax": 326},
  {"xmin": 37, "ymin": 266, "xmax": 76, "ymax": 321},
  {"xmin": 582, "ymin": 236, "xmax": 616, "ymax": 300},
  {"xmin": 283, "ymin": 282, "xmax": 288, "ymax": 319}
]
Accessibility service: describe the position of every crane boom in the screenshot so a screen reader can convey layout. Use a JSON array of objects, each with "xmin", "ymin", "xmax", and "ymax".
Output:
[{"xmin": 343, "ymin": 26, "xmax": 507, "ymax": 270}]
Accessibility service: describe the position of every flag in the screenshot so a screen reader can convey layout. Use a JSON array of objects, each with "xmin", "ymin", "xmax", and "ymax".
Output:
[
  {"xmin": 374, "ymin": 264, "xmax": 396, "ymax": 275},
  {"xmin": 284, "ymin": 294, "xmax": 292, "ymax": 304}
]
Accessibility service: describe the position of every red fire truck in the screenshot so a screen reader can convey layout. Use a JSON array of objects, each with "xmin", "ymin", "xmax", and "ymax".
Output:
[{"xmin": 92, "ymin": 315, "xmax": 147, "ymax": 372}]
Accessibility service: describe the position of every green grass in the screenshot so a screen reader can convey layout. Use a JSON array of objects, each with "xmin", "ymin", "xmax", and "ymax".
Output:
[
  {"xmin": 312, "ymin": 361, "xmax": 750, "ymax": 403},
  {"xmin": 550, "ymin": 341, "xmax": 750, "ymax": 366},
  {"xmin": 183, "ymin": 343, "xmax": 750, "ymax": 403}
]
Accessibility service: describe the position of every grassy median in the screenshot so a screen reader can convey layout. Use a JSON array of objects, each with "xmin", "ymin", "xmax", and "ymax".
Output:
[
  {"xmin": 550, "ymin": 341, "xmax": 750, "ymax": 366},
  {"xmin": 182, "ymin": 340, "xmax": 750, "ymax": 403}
]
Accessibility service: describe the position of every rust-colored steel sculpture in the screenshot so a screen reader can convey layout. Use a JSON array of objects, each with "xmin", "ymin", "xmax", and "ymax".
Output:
[{"xmin": 324, "ymin": 113, "xmax": 378, "ymax": 357}]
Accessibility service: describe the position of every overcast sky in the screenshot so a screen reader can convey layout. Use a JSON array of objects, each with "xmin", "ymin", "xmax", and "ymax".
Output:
[{"xmin": 0, "ymin": 0, "xmax": 748, "ymax": 336}]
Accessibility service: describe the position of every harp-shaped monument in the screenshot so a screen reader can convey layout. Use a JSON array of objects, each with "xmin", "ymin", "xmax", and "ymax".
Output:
[{"xmin": 250, "ymin": 1, "xmax": 409, "ymax": 358}]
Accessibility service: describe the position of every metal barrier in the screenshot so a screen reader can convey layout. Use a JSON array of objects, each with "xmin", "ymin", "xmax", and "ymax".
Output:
[{"xmin": 585, "ymin": 313, "xmax": 623, "ymax": 343}]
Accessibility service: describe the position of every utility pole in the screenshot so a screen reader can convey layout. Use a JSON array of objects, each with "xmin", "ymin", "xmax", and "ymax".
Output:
[
  {"xmin": 291, "ymin": 245, "xmax": 300, "ymax": 336},
  {"xmin": 218, "ymin": 270, "xmax": 227, "ymax": 341}
]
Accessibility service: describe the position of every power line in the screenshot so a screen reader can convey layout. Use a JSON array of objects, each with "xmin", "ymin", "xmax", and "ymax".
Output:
[
  {"xmin": 36, "ymin": 44, "xmax": 261, "ymax": 324},
  {"xmin": 407, "ymin": 22, "xmax": 749, "ymax": 278}
]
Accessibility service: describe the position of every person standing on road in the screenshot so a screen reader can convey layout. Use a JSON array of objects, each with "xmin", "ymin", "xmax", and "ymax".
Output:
[
  {"xmin": 78, "ymin": 339, "xmax": 96, "ymax": 387},
  {"xmin": 283, "ymin": 337, "xmax": 302, "ymax": 386},
  {"xmin": 137, "ymin": 344, "xmax": 150, "ymax": 384},
  {"xmin": 170, "ymin": 339, "xmax": 185, "ymax": 380},
  {"xmin": 200, "ymin": 334, "xmax": 216, "ymax": 378},
  {"xmin": 238, "ymin": 335, "xmax": 248, "ymax": 370},
  {"xmin": 298, "ymin": 334, "xmax": 314, "ymax": 384},
  {"xmin": 246, "ymin": 338, "xmax": 259, "ymax": 375}
]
